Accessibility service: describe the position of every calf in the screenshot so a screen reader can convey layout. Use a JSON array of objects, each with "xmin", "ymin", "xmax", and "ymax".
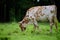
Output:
[{"xmin": 19, "ymin": 5, "xmax": 58, "ymax": 33}]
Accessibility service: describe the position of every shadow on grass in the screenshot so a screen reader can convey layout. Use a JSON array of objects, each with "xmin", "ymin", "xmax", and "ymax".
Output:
[
  {"xmin": 30, "ymin": 30, "xmax": 59, "ymax": 37},
  {"xmin": 0, "ymin": 37, "xmax": 10, "ymax": 40}
]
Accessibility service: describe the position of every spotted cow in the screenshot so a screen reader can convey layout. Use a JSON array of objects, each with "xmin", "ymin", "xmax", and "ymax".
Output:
[{"xmin": 19, "ymin": 5, "xmax": 58, "ymax": 33}]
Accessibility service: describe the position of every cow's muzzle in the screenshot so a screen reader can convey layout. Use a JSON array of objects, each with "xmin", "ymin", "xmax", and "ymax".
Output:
[{"xmin": 19, "ymin": 23, "xmax": 26, "ymax": 31}]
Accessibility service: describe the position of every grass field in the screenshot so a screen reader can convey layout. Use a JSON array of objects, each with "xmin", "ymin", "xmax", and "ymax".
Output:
[{"xmin": 0, "ymin": 22, "xmax": 60, "ymax": 40}]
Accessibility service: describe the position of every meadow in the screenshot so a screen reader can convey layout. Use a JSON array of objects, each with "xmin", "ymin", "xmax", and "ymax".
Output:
[{"xmin": 0, "ymin": 22, "xmax": 60, "ymax": 40}]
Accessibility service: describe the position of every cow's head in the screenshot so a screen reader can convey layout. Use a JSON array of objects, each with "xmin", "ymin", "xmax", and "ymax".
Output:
[
  {"xmin": 19, "ymin": 22, "xmax": 26, "ymax": 31},
  {"xmin": 19, "ymin": 18, "xmax": 29, "ymax": 31}
]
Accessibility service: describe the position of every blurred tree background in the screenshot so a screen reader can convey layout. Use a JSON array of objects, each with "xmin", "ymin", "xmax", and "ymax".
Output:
[{"xmin": 0, "ymin": 0, "xmax": 60, "ymax": 22}]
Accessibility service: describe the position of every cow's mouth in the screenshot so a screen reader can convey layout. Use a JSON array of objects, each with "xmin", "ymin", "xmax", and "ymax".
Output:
[
  {"xmin": 19, "ymin": 23, "xmax": 26, "ymax": 31},
  {"xmin": 20, "ymin": 27, "xmax": 26, "ymax": 31}
]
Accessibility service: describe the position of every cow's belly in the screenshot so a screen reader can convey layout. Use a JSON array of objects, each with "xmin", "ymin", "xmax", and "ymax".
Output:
[
  {"xmin": 37, "ymin": 14, "xmax": 54, "ymax": 21},
  {"xmin": 36, "ymin": 15, "xmax": 48, "ymax": 21}
]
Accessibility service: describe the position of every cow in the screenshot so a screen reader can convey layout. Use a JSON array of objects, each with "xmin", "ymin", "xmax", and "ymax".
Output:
[{"xmin": 19, "ymin": 5, "xmax": 58, "ymax": 33}]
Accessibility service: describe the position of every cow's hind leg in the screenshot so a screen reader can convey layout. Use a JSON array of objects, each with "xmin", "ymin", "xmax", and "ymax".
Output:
[
  {"xmin": 49, "ymin": 21, "xmax": 54, "ymax": 33},
  {"xmin": 54, "ymin": 16, "xmax": 58, "ymax": 32},
  {"xmin": 49, "ymin": 17, "xmax": 54, "ymax": 33}
]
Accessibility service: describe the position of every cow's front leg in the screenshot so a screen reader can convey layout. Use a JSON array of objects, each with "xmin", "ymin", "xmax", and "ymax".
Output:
[{"xmin": 31, "ymin": 19, "xmax": 40, "ymax": 33}]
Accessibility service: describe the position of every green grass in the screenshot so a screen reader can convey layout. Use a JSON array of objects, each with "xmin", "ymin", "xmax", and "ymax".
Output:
[{"xmin": 0, "ymin": 22, "xmax": 60, "ymax": 40}]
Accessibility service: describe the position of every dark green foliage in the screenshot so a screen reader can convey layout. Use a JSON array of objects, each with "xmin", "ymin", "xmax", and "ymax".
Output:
[
  {"xmin": 15, "ymin": 0, "xmax": 35, "ymax": 22},
  {"xmin": 0, "ymin": 0, "xmax": 60, "ymax": 22},
  {"xmin": 14, "ymin": 0, "xmax": 56, "ymax": 22}
]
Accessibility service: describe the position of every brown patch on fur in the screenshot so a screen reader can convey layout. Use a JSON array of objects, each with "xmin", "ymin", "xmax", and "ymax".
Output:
[
  {"xmin": 34, "ymin": 7, "xmax": 42, "ymax": 20},
  {"xmin": 45, "ymin": 7, "xmax": 46, "ymax": 9},
  {"xmin": 32, "ymin": 18, "xmax": 35, "ymax": 22},
  {"xmin": 36, "ymin": 7, "xmax": 43, "ymax": 17},
  {"xmin": 30, "ymin": 16, "xmax": 32, "ymax": 18},
  {"xmin": 32, "ymin": 18, "xmax": 34, "ymax": 20},
  {"xmin": 23, "ymin": 18, "xmax": 29, "ymax": 24},
  {"xmin": 34, "ymin": 13, "xmax": 40, "ymax": 20},
  {"xmin": 41, "ymin": 13, "xmax": 45, "ymax": 16},
  {"xmin": 51, "ymin": 10, "xmax": 55, "ymax": 13},
  {"xmin": 30, "ymin": 16, "xmax": 34, "ymax": 20}
]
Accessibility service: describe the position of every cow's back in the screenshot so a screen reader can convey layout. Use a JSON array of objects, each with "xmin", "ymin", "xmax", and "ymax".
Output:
[{"xmin": 26, "ymin": 5, "xmax": 57, "ymax": 21}]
